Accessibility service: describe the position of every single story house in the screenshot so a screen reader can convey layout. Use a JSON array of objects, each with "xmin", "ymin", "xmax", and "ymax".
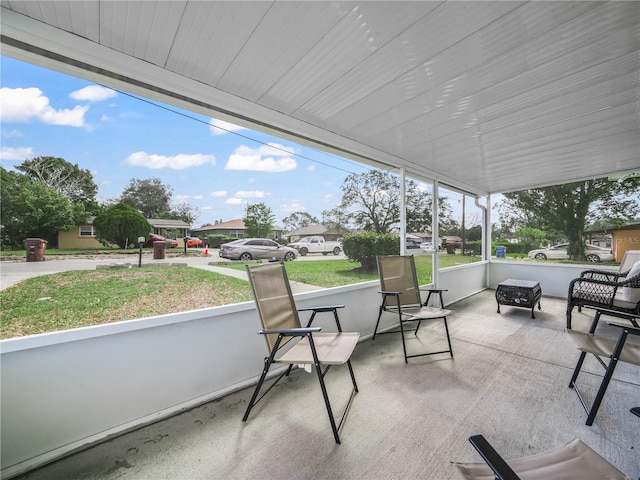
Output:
[
  {"xmin": 191, "ymin": 219, "xmax": 285, "ymax": 241},
  {"xmin": 58, "ymin": 218, "xmax": 190, "ymax": 250},
  {"xmin": 587, "ymin": 223, "xmax": 640, "ymax": 263}
]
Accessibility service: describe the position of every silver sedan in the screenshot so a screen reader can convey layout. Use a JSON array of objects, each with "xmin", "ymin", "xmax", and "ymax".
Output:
[
  {"xmin": 527, "ymin": 243, "xmax": 614, "ymax": 262},
  {"xmin": 219, "ymin": 238, "xmax": 297, "ymax": 262}
]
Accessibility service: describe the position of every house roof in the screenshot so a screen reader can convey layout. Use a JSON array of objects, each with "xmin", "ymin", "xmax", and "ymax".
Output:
[
  {"xmin": 148, "ymin": 219, "xmax": 191, "ymax": 229},
  {"xmin": 587, "ymin": 223, "xmax": 640, "ymax": 234},
  {"xmin": 198, "ymin": 219, "xmax": 246, "ymax": 230},
  {"xmin": 2, "ymin": 2, "xmax": 638, "ymax": 197},
  {"xmin": 194, "ymin": 219, "xmax": 284, "ymax": 232}
]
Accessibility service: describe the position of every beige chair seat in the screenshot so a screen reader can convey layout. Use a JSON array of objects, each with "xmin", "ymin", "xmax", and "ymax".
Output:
[
  {"xmin": 567, "ymin": 328, "xmax": 640, "ymax": 365},
  {"xmin": 278, "ymin": 332, "xmax": 360, "ymax": 365},
  {"xmin": 453, "ymin": 437, "xmax": 630, "ymax": 480}
]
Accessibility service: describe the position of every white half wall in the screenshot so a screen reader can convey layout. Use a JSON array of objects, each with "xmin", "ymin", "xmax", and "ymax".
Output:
[{"xmin": 6, "ymin": 259, "xmax": 597, "ymax": 478}]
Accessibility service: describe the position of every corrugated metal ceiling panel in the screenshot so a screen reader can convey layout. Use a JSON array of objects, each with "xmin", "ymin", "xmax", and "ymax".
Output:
[{"xmin": 1, "ymin": 0, "xmax": 638, "ymax": 195}]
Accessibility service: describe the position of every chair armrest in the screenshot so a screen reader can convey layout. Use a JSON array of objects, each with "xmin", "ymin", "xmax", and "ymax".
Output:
[
  {"xmin": 298, "ymin": 305, "xmax": 345, "ymax": 313},
  {"xmin": 378, "ymin": 290, "xmax": 401, "ymax": 296},
  {"xmin": 259, "ymin": 327, "xmax": 322, "ymax": 336},
  {"xmin": 419, "ymin": 288, "xmax": 448, "ymax": 293},
  {"xmin": 468, "ymin": 435, "xmax": 521, "ymax": 480}
]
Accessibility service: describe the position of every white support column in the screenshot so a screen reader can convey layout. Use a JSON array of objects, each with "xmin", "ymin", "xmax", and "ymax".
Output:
[
  {"xmin": 400, "ymin": 167, "xmax": 406, "ymax": 255},
  {"xmin": 433, "ymin": 180, "xmax": 440, "ymax": 287},
  {"xmin": 474, "ymin": 195, "xmax": 490, "ymax": 288}
]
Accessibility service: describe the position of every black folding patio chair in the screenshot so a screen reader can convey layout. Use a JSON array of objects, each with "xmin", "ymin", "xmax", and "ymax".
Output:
[
  {"xmin": 242, "ymin": 262, "xmax": 359, "ymax": 444},
  {"xmin": 566, "ymin": 309, "xmax": 640, "ymax": 426},
  {"xmin": 373, "ymin": 255, "xmax": 453, "ymax": 363},
  {"xmin": 452, "ymin": 434, "xmax": 630, "ymax": 479}
]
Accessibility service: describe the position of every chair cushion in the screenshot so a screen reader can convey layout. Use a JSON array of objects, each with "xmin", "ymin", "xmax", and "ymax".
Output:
[{"xmin": 621, "ymin": 260, "xmax": 640, "ymax": 303}]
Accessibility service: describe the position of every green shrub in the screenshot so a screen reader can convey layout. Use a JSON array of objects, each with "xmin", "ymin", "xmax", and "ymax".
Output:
[
  {"xmin": 206, "ymin": 235, "xmax": 236, "ymax": 248},
  {"xmin": 463, "ymin": 240, "xmax": 482, "ymax": 255},
  {"xmin": 341, "ymin": 232, "xmax": 400, "ymax": 272},
  {"xmin": 490, "ymin": 242, "xmax": 526, "ymax": 255}
]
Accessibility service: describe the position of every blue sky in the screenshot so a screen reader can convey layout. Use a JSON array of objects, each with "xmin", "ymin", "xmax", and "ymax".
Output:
[{"xmin": 1, "ymin": 56, "xmax": 382, "ymax": 228}]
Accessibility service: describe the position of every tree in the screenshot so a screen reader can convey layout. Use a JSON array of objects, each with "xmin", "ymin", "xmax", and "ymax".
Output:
[
  {"xmin": 1, "ymin": 167, "xmax": 77, "ymax": 247},
  {"xmin": 16, "ymin": 156, "xmax": 99, "ymax": 214},
  {"xmin": 119, "ymin": 178, "xmax": 172, "ymax": 218},
  {"xmin": 322, "ymin": 170, "xmax": 452, "ymax": 234},
  {"xmin": 281, "ymin": 211, "xmax": 319, "ymax": 232},
  {"xmin": 499, "ymin": 177, "xmax": 640, "ymax": 260},
  {"xmin": 514, "ymin": 227, "xmax": 547, "ymax": 253},
  {"xmin": 93, "ymin": 203, "xmax": 152, "ymax": 248},
  {"xmin": 169, "ymin": 201, "xmax": 198, "ymax": 225},
  {"xmin": 244, "ymin": 203, "xmax": 275, "ymax": 238}
]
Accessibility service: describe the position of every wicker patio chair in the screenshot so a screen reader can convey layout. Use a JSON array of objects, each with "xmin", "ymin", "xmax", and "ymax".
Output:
[{"xmin": 566, "ymin": 254, "xmax": 640, "ymax": 329}]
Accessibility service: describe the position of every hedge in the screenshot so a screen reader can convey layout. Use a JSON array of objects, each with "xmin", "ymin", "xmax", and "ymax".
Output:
[{"xmin": 341, "ymin": 232, "xmax": 400, "ymax": 272}]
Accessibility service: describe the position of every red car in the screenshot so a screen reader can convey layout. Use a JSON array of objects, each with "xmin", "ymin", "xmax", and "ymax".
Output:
[
  {"xmin": 185, "ymin": 236, "xmax": 204, "ymax": 248},
  {"xmin": 144, "ymin": 233, "xmax": 178, "ymax": 248}
]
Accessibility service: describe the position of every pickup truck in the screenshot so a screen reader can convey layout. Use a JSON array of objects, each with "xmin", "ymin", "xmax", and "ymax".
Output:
[{"xmin": 287, "ymin": 236, "xmax": 342, "ymax": 256}]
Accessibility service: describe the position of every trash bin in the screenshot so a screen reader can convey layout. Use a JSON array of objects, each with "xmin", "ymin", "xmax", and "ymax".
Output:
[
  {"xmin": 446, "ymin": 244, "xmax": 456, "ymax": 254},
  {"xmin": 496, "ymin": 246, "xmax": 507, "ymax": 258},
  {"xmin": 153, "ymin": 241, "xmax": 166, "ymax": 259},
  {"xmin": 24, "ymin": 238, "xmax": 47, "ymax": 262}
]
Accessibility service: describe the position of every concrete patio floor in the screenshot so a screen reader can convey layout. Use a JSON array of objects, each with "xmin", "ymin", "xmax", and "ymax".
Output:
[{"xmin": 13, "ymin": 291, "xmax": 640, "ymax": 479}]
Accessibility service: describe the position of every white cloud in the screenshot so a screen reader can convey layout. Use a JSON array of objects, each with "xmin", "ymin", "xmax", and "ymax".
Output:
[
  {"xmin": 201, "ymin": 206, "xmax": 213, "ymax": 211},
  {"xmin": 226, "ymin": 198, "xmax": 244, "ymax": 205},
  {"xmin": 69, "ymin": 85, "xmax": 117, "ymax": 102},
  {"xmin": 225, "ymin": 143, "xmax": 297, "ymax": 172},
  {"xmin": 307, "ymin": 165, "xmax": 315, "ymax": 171},
  {"xmin": 2, "ymin": 129, "xmax": 23, "ymax": 138},
  {"xmin": 174, "ymin": 194, "xmax": 190, "ymax": 203},
  {"xmin": 125, "ymin": 151, "xmax": 216, "ymax": 170},
  {"xmin": 235, "ymin": 190, "xmax": 267, "ymax": 199},
  {"xmin": 193, "ymin": 195, "xmax": 203, "ymax": 200},
  {"xmin": 281, "ymin": 202, "xmax": 306, "ymax": 213},
  {"xmin": 0, "ymin": 146, "xmax": 35, "ymax": 161},
  {"xmin": 0, "ymin": 87, "xmax": 88, "ymax": 126},
  {"xmin": 209, "ymin": 118, "xmax": 247, "ymax": 136},
  {"xmin": 210, "ymin": 190, "xmax": 227, "ymax": 197},
  {"xmin": 324, "ymin": 193, "xmax": 333, "ymax": 199}
]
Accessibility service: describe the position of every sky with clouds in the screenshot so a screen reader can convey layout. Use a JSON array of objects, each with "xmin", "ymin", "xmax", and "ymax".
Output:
[{"xmin": 0, "ymin": 56, "xmax": 382, "ymax": 228}]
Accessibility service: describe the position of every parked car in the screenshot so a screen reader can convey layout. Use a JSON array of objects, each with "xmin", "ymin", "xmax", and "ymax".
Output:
[
  {"xmin": 185, "ymin": 236, "xmax": 204, "ymax": 248},
  {"xmin": 420, "ymin": 242, "xmax": 433, "ymax": 251},
  {"xmin": 287, "ymin": 236, "xmax": 341, "ymax": 256},
  {"xmin": 527, "ymin": 243, "xmax": 613, "ymax": 262},
  {"xmin": 144, "ymin": 233, "xmax": 178, "ymax": 248},
  {"xmin": 405, "ymin": 238, "xmax": 420, "ymax": 249},
  {"xmin": 219, "ymin": 238, "xmax": 297, "ymax": 261}
]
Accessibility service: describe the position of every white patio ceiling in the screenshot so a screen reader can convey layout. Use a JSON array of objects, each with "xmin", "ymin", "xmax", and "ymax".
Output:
[{"xmin": 1, "ymin": 1, "xmax": 639, "ymax": 196}]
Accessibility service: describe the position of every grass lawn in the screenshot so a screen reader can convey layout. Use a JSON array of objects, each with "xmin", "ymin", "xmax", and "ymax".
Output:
[
  {"xmin": 0, "ymin": 266, "xmax": 253, "ymax": 339},
  {"xmin": 220, "ymin": 254, "xmax": 481, "ymax": 286},
  {"xmin": 0, "ymin": 254, "xmax": 481, "ymax": 339}
]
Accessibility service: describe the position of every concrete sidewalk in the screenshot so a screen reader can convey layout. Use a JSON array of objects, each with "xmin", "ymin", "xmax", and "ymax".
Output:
[
  {"xmin": 192, "ymin": 262, "xmax": 323, "ymax": 293},
  {"xmin": 0, "ymin": 255, "xmax": 323, "ymax": 293}
]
